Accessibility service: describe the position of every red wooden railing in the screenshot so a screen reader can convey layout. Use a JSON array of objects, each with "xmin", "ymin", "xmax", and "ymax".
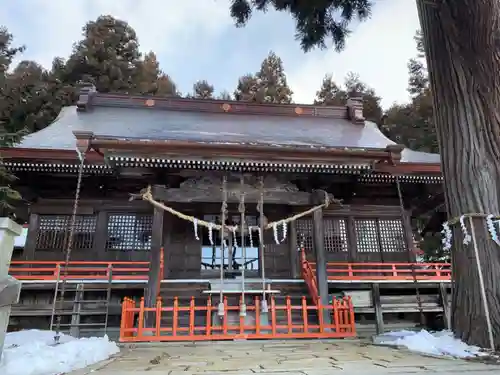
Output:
[
  {"xmin": 9, "ymin": 254, "xmax": 451, "ymax": 283},
  {"xmin": 9, "ymin": 261, "xmax": 150, "ymax": 281},
  {"xmin": 119, "ymin": 295, "xmax": 356, "ymax": 342},
  {"xmin": 311, "ymin": 262, "xmax": 451, "ymax": 281},
  {"xmin": 300, "ymin": 249, "xmax": 319, "ymax": 305}
]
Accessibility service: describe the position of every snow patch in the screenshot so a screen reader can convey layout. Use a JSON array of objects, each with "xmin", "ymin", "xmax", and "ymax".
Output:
[
  {"xmin": 377, "ymin": 329, "xmax": 486, "ymax": 358},
  {"xmin": 0, "ymin": 330, "xmax": 120, "ymax": 375}
]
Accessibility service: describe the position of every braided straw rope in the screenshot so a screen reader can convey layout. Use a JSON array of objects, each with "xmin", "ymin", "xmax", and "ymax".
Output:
[{"xmin": 136, "ymin": 185, "xmax": 335, "ymax": 232}]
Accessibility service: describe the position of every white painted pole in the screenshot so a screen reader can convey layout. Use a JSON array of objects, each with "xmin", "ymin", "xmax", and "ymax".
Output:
[{"xmin": 469, "ymin": 217, "xmax": 495, "ymax": 351}]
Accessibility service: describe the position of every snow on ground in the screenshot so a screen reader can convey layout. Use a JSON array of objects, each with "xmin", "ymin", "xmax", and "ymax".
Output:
[
  {"xmin": 0, "ymin": 330, "xmax": 120, "ymax": 375},
  {"xmin": 377, "ymin": 329, "xmax": 486, "ymax": 358}
]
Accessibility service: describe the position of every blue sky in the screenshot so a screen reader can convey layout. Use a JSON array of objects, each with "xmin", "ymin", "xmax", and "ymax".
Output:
[{"xmin": 1, "ymin": 0, "xmax": 421, "ymax": 109}]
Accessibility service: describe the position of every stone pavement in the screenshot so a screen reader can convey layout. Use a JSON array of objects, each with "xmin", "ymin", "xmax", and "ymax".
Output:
[{"xmin": 70, "ymin": 340, "xmax": 500, "ymax": 375}]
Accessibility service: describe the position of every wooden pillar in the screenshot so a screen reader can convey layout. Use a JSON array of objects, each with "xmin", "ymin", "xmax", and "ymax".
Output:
[
  {"xmin": 289, "ymin": 221, "xmax": 299, "ymax": 278},
  {"xmin": 23, "ymin": 213, "xmax": 39, "ymax": 261},
  {"xmin": 93, "ymin": 211, "xmax": 108, "ymax": 260},
  {"xmin": 346, "ymin": 216, "xmax": 357, "ymax": 262},
  {"xmin": 402, "ymin": 210, "xmax": 415, "ymax": 260},
  {"xmin": 372, "ymin": 283, "xmax": 384, "ymax": 334},
  {"xmin": 312, "ymin": 208, "xmax": 330, "ymax": 323},
  {"xmin": 145, "ymin": 206, "xmax": 165, "ymax": 327}
]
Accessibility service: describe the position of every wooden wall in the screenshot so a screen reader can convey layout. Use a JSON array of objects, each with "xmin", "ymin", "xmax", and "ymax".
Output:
[{"xmin": 19, "ymin": 199, "xmax": 414, "ymax": 278}]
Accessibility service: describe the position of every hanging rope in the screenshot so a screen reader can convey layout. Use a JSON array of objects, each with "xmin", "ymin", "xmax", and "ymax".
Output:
[
  {"xmin": 218, "ymin": 176, "xmax": 228, "ymax": 317},
  {"xmin": 54, "ymin": 152, "xmax": 86, "ymax": 343},
  {"xmin": 239, "ymin": 175, "xmax": 247, "ymax": 317},
  {"xmin": 258, "ymin": 176, "xmax": 268, "ymax": 313},
  {"xmin": 135, "ymin": 185, "xmax": 334, "ymax": 233},
  {"xmin": 395, "ymin": 176, "xmax": 425, "ymax": 327}
]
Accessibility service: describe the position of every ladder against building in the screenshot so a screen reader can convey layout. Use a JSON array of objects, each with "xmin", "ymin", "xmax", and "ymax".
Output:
[{"xmin": 49, "ymin": 268, "xmax": 113, "ymax": 338}]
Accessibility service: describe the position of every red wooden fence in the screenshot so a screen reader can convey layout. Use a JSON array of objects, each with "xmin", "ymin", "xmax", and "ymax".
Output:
[{"xmin": 119, "ymin": 295, "xmax": 356, "ymax": 342}]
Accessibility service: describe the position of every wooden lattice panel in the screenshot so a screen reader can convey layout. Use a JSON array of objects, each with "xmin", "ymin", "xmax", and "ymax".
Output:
[
  {"xmin": 36, "ymin": 215, "xmax": 96, "ymax": 251},
  {"xmin": 324, "ymin": 218, "xmax": 348, "ymax": 253},
  {"xmin": 354, "ymin": 218, "xmax": 406, "ymax": 253},
  {"xmin": 295, "ymin": 219, "xmax": 313, "ymax": 254},
  {"xmin": 295, "ymin": 218, "xmax": 347, "ymax": 254},
  {"xmin": 378, "ymin": 219, "xmax": 406, "ymax": 252},
  {"xmin": 354, "ymin": 219, "xmax": 379, "ymax": 253},
  {"xmin": 106, "ymin": 214, "xmax": 153, "ymax": 251}
]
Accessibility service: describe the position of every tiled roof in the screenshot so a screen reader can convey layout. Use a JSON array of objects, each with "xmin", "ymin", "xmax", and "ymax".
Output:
[{"xmin": 16, "ymin": 97, "xmax": 440, "ymax": 164}]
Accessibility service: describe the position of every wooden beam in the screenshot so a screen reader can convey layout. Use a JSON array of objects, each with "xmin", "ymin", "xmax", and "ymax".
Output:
[
  {"xmin": 152, "ymin": 184, "xmax": 314, "ymax": 205},
  {"xmin": 411, "ymin": 192, "xmax": 445, "ymax": 217},
  {"xmin": 1, "ymin": 148, "xmax": 104, "ymax": 163},
  {"xmin": 312, "ymin": 208, "xmax": 330, "ymax": 324},
  {"xmin": 92, "ymin": 138, "xmax": 396, "ymax": 164},
  {"xmin": 373, "ymin": 162, "xmax": 441, "ymax": 174}
]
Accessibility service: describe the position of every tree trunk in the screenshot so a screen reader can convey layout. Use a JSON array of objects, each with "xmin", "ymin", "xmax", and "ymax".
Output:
[{"xmin": 416, "ymin": 0, "xmax": 500, "ymax": 348}]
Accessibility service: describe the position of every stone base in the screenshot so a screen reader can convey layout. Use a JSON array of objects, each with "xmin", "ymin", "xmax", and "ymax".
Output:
[{"xmin": 0, "ymin": 305, "xmax": 12, "ymax": 360}]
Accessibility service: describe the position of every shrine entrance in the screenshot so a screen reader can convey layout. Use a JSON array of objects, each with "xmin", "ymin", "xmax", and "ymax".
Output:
[
  {"xmin": 117, "ymin": 175, "xmax": 356, "ymax": 342},
  {"xmin": 201, "ymin": 214, "xmax": 260, "ymax": 274}
]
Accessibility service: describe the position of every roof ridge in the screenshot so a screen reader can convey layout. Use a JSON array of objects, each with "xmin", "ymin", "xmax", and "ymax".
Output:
[{"xmin": 75, "ymin": 84, "xmax": 362, "ymax": 120}]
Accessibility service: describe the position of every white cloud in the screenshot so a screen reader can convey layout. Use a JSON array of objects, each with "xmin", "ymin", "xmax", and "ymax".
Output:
[
  {"xmin": 1, "ymin": 0, "xmax": 419, "ymax": 109},
  {"xmin": 3, "ymin": 0, "xmax": 232, "ymax": 69},
  {"xmin": 285, "ymin": 1, "xmax": 421, "ymax": 109}
]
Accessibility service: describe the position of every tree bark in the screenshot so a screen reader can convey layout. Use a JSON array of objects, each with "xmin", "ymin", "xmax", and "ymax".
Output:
[{"xmin": 417, "ymin": 0, "xmax": 500, "ymax": 348}]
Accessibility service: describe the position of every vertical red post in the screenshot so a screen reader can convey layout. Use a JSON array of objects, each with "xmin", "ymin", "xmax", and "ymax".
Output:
[
  {"xmin": 155, "ymin": 297, "xmax": 162, "ymax": 337},
  {"xmin": 137, "ymin": 297, "xmax": 145, "ymax": 339},
  {"xmin": 333, "ymin": 298, "xmax": 340, "ymax": 333},
  {"xmin": 270, "ymin": 296, "xmax": 277, "ymax": 336},
  {"xmin": 172, "ymin": 297, "xmax": 178, "ymax": 337},
  {"xmin": 239, "ymin": 295, "xmax": 244, "ymax": 335},
  {"xmin": 119, "ymin": 298, "xmax": 128, "ymax": 340},
  {"xmin": 255, "ymin": 297, "xmax": 261, "ymax": 334},
  {"xmin": 301, "ymin": 296, "xmax": 308, "ymax": 333},
  {"xmin": 205, "ymin": 297, "xmax": 212, "ymax": 337},
  {"xmin": 189, "ymin": 297, "xmax": 195, "ymax": 337},
  {"xmin": 286, "ymin": 296, "xmax": 292, "ymax": 333}
]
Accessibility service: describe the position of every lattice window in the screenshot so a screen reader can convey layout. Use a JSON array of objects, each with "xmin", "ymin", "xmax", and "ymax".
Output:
[
  {"xmin": 295, "ymin": 218, "xmax": 347, "ymax": 254},
  {"xmin": 324, "ymin": 218, "xmax": 348, "ymax": 252},
  {"xmin": 379, "ymin": 219, "xmax": 406, "ymax": 252},
  {"xmin": 106, "ymin": 214, "xmax": 153, "ymax": 251},
  {"xmin": 36, "ymin": 215, "xmax": 96, "ymax": 251},
  {"xmin": 354, "ymin": 218, "xmax": 406, "ymax": 253},
  {"xmin": 296, "ymin": 219, "xmax": 313, "ymax": 254}
]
